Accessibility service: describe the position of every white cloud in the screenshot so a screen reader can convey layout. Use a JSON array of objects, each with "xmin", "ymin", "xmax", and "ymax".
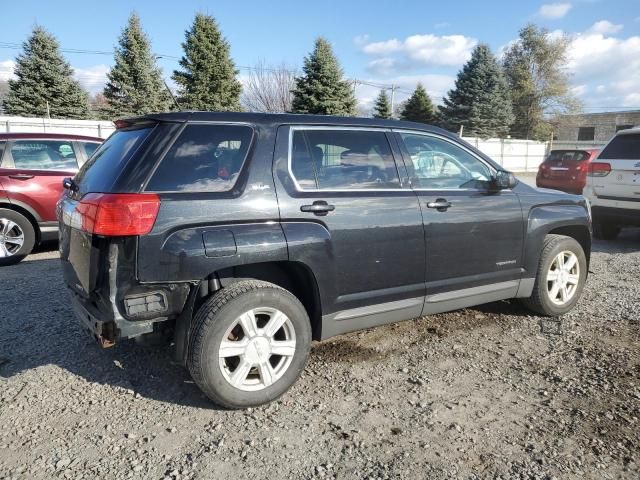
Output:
[
  {"xmin": 565, "ymin": 29, "xmax": 640, "ymax": 107},
  {"xmin": 73, "ymin": 64, "xmax": 109, "ymax": 94},
  {"xmin": 359, "ymin": 34, "xmax": 477, "ymax": 72},
  {"xmin": 0, "ymin": 60, "xmax": 16, "ymax": 81},
  {"xmin": 587, "ymin": 20, "xmax": 623, "ymax": 35},
  {"xmin": 538, "ymin": 3, "xmax": 572, "ymax": 19},
  {"xmin": 353, "ymin": 34, "xmax": 370, "ymax": 47}
]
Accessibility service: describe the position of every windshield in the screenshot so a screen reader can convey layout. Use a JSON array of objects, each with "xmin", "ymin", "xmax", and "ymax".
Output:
[{"xmin": 75, "ymin": 126, "xmax": 154, "ymax": 193}]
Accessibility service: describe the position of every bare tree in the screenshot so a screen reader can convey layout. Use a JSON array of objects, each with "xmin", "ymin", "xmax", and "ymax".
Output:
[{"xmin": 242, "ymin": 61, "xmax": 296, "ymax": 113}]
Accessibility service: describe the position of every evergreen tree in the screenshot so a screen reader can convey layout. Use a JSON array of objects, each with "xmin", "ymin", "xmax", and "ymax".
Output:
[
  {"xmin": 103, "ymin": 13, "xmax": 171, "ymax": 117},
  {"xmin": 503, "ymin": 24, "xmax": 578, "ymax": 140},
  {"xmin": 372, "ymin": 89, "xmax": 392, "ymax": 119},
  {"xmin": 291, "ymin": 38, "xmax": 357, "ymax": 116},
  {"xmin": 173, "ymin": 13, "xmax": 242, "ymax": 111},
  {"xmin": 399, "ymin": 83, "xmax": 436, "ymax": 124},
  {"xmin": 439, "ymin": 44, "xmax": 513, "ymax": 138},
  {"xmin": 4, "ymin": 26, "xmax": 89, "ymax": 119}
]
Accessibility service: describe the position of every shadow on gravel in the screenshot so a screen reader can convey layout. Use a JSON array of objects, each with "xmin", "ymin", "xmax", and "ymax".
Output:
[
  {"xmin": 0, "ymin": 257, "xmax": 217, "ymax": 410},
  {"xmin": 592, "ymin": 228, "xmax": 640, "ymax": 254}
]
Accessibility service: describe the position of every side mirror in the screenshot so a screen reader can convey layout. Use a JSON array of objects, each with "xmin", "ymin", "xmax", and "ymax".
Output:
[{"xmin": 493, "ymin": 171, "xmax": 517, "ymax": 190}]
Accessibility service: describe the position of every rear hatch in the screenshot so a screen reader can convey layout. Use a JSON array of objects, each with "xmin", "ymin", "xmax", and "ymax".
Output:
[
  {"xmin": 588, "ymin": 131, "xmax": 640, "ymax": 203},
  {"xmin": 540, "ymin": 150, "xmax": 592, "ymax": 179},
  {"xmin": 58, "ymin": 122, "xmax": 164, "ymax": 298}
]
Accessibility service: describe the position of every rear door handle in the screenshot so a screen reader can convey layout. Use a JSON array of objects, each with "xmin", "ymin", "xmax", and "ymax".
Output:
[
  {"xmin": 426, "ymin": 198, "xmax": 452, "ymax": 211},
  {"xmin": 300, "ymin": 201, "xmax": 335, "ymax": 216},
  {"xmin": 8, "ymin": 174, "xmax": 34, "ymax": 180}
]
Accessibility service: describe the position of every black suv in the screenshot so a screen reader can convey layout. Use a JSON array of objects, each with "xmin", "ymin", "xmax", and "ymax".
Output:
[{"xmin": 58, "ymin": 112, "xmax": 591, "ymax": 408}]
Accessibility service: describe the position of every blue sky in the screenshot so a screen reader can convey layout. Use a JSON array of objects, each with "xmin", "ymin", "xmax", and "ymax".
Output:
[{"xmin": 1, "ymin": 0, "xmax": 639, "ymax": 112}]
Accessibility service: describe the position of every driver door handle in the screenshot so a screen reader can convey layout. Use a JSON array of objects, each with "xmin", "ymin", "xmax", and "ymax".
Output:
[
  {"xmin": 300, "ymin": 201, "xmax": 335, "ymax": 216},
  {"xmin": 8, "ymin": 174, "xmax": 34, "ymax": 180},
  {"xmin": 426, "ymin": 198, "xmax": 452, "ymax": 211}
]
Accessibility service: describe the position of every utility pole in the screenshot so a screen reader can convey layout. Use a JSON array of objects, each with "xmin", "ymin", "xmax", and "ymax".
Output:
[
  {"xmin": 45, "ymin": 100, "xmax": 51, "ymax": 119},
  {"xmin": 390, "ymin": 84, "xmax": 397, "ymax": 118}
]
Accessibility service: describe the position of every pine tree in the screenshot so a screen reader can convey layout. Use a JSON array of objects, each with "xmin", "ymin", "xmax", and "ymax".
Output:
[
  {"xmin": 372, "ymin": 90, "xmax": 392, "ymax": 119},
  {"xmin": 291, "ymin": 38, "xmax": 357, "ymax": 116},
  {"xmin": 399, "ymin": 84, "xmax": 436, "ymax": 124},
  {"xmin": 439, "ymin": 44, "xmax": 513, "ymax": 138},
  {"xmin": 3, "ymin": 26, "xmax": 90, "ymax": 119},
  {"xmin": 103, "ymin": 13, "xmax": 171, "ymax": 117},
  {"xmin": 173, "ymin": 13, "xmax": 242, "ymax": 111}
]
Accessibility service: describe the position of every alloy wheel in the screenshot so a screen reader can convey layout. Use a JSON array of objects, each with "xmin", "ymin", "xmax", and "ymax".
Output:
[
  {"xmin": 546, "ymin": 250, "xmax": 580, "ymax": 306},
  {"xmin": 218, "ymin": 307, "xmax": 297, "ymax": 391},
  {"xmin": 0, "ymin": 218, "xmax": 25, "ymax": 258}
]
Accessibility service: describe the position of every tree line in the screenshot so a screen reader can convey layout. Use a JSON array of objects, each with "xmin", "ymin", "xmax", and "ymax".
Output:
[{"xmin": 0, "ymin": 13, "xmax": 576, "ymax": 140}]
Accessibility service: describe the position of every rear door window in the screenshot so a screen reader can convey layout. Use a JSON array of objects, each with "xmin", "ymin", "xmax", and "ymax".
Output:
[
  {"xmin": 9, "ymin": 140, "xmax": 78, "ymax": 170},
  {"xmin": 75, "ymin": 126, "xmax": 153, "ymax": 193},
  {"xmin": 146, "ymin": 124, "xmax": 253, "ymax": 193},
  {"xmin": 290, "ymin": 129, "xmax": 400, "ymax": 190},
  {"xmin": 599, "ymin": 134, "xmax": 640, "ymax": 160}
]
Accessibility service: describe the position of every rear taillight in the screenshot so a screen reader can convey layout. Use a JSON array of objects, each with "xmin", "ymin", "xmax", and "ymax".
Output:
[
  {"xmin": 588, "ymin": 162, "xmax": 611, "ymax": 177},
  {"xmin": 76, "ymin": 193, "xmax": 160, "ymax": 236}
]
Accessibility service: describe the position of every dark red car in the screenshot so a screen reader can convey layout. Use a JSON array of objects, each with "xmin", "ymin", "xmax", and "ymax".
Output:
[
  {"xmin": 0, "ymin": 133, "xmax": 103, "ymax": 265},
  {"xmin": 536, "ymin": 149, "xmax": 600, "ymax": 195}
]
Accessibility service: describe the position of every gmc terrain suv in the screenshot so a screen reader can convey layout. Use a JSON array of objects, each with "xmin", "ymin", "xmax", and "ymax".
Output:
[
  {"xmin": 583, "ymin": 127, "xmax": 640, "ymax": 239},
  {"xmin": 58, "ymin": 113, "xmax": 591, "ymax": 408},
  {"xmin": 0, "ymin": 132, "xmax": 102, "ymax": 265}
]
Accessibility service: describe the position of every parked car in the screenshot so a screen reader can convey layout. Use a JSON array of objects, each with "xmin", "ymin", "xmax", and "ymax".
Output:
[
  {"xmin": 58, "ymin": 113, "xmax": 591, "ymax": 408},
  {"xmin": 583, "ymin": 127, "xmax": 640, "ymax": 239},
  {"xmin": 536, "ymin": 149, "xmax": 600, "ymax": 194},
  {"xmin": 0, "ymin": 133, "xmax": 102, "ymax": 265}
]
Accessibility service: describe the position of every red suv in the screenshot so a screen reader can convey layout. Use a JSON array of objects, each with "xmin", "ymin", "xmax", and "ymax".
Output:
[
  {"xmin": 0, "ymin": 133, "xmax": 102, "ymax": 265},
  {"xmin": 536, "ymin": 149, "xmax": 600, "ymax": 195}
]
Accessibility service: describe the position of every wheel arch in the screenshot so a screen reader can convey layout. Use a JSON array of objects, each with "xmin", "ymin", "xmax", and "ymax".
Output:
[
  {"xmin": 212, "ymin": 261, "xmax": 323, "ymax": 340},
  {"xmin": 547, "ymin": 224, "xmax": 591, "ymax": 268},
  {"xmin": 524, "ymin": 204, "xmax": 592, "ymax": 276}
]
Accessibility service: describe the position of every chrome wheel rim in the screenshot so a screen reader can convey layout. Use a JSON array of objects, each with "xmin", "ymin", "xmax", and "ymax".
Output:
[
  {"xmin": 218, "ymin": 307, "xmax": 296, "ymax": 392},
  {"xmin": 0, "ymin": 218, "xmax": 25, "ymax": 258},
  {"xmin": 546, "ymin": 251, "xmax": 580, "ymax": 306}
]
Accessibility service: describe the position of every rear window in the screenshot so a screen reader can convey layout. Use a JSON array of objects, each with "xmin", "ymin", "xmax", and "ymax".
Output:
[
  {"xmin": 599, "ymin": 133, "xmax": 640, "ymax": 160},
  {"xmin": 145, "ymin": 124, "xmax": 253, "ymax": 193},
  {"xmin": 75, "ymin": 127, "xmax": 153, "ymax": 193},
  {"xmin": 547, "ymin": 150, "xmax": 590, "ymax": 162}
]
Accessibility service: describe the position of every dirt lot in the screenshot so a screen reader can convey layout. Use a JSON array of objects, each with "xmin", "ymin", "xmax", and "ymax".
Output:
[{"xmin": 1, "ymin": 231, "xmax": 639, "ymax": 480}]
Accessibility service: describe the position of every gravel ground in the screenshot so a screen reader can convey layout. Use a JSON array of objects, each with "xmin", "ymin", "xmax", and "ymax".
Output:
[{"xmin": 1, "ymin": 231, "xmax": 639, "ymax": 480}]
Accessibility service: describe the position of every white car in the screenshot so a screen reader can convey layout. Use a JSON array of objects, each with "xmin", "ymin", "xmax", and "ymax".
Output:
[{"xmin": 583, "ymin": 127, "xmax": 640, "ymax": 239}]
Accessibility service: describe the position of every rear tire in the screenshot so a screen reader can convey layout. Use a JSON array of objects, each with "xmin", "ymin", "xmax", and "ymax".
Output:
[
  {"xmin": 187, "ymin": 280, "xmax": 311, "ymax": 409},
  {"xmin": 593, "ymin": 222, "xmax": 620, "ymax": 240},
  {"xmin": 521, "ymin": 234, "xmax": 587, "ymax": 316},
  {"xmin": 0, "ymin": 209, "xmax": 36, "ymax": 266}
]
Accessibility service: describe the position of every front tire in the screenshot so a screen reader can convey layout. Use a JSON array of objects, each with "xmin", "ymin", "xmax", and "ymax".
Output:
[
  {"xmin": 0, "ymin": 209, "xmax": 36, "ymax": 266},
  {"xmin": 521, "ymin": 234, "xmax": 587, "ymax": 316},
  {"xmin": 187, "ymin": 280, "xmax": 311, "ymax": 409}
]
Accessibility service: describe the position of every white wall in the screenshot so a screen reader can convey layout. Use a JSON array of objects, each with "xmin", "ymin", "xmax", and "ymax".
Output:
[
  {"xmin": 0, "ymin": 116, "xmax": 115, "ymax": 139},
  {"xmin": 462, "ymin": 137, "xmax": 549, "ymax": 172},
  {"xmin": 463, "ymin": 137, "xmax": 608, "ymax": 172}
]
